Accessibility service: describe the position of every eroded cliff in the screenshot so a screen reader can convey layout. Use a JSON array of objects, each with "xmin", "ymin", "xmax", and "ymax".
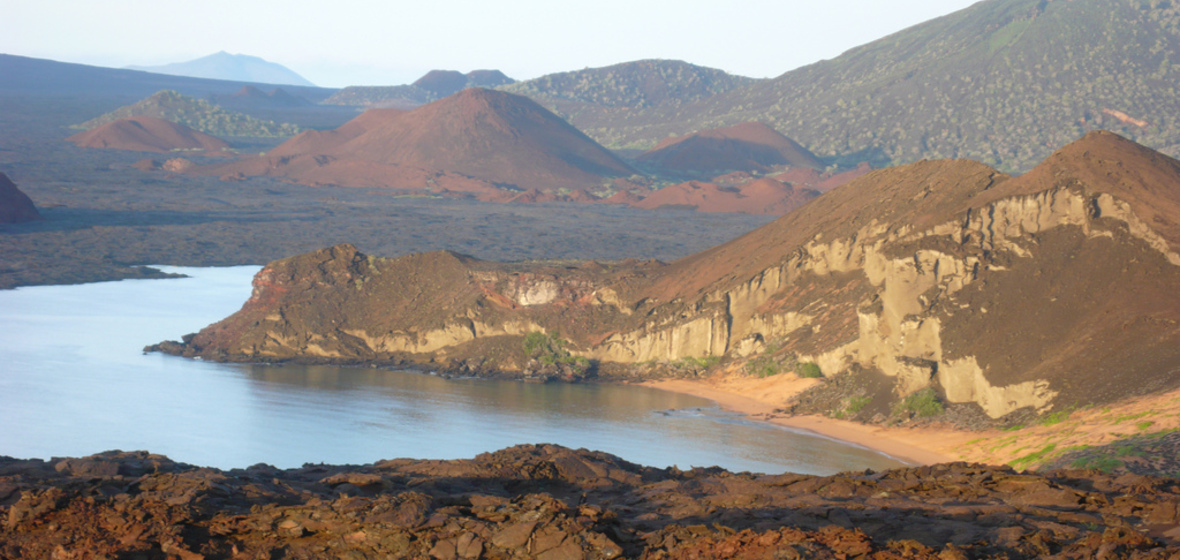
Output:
[{"xmin": 155, "ymin": 132, "xmax": 1180, "ymax": 423}]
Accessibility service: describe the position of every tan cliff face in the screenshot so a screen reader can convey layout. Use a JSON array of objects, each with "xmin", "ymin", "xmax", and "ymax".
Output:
[{"xmin": 163, "ymin": 132, "xmax": 1180, "ymax": 420}]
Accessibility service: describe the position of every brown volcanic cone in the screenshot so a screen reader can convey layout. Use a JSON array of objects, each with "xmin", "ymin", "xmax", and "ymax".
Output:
[
  {"xmin": 0, "ymin": 173, "xmax": 42, "ymax": 223},
  {"xmin": 210, "ymin": 89, "xmax": 634, "ymax": 193},
  {"xmin": 635, "ymin": 177, "xmax": 818, "ymax": 215},
  {"xmin": 637, "ymin": 121, "xmax": 823, "ymax": 176},
  {"xmin": 159, "ymin": 131, "xmax": 1180, "ymax": 422},
  {"xmin": 267, "ymin": 108, "xmax": 404, "ymax": 157},
  {"xmin": 775, "ymin": 161, "xmax": 873, "ymax": 193},
  {"xmin": 66, "ymin": 116, "xmax": 229, "ymax": 153},
  {"xmin": 600, "ymin": 190, "xmax": 644, "ymax": 205}
]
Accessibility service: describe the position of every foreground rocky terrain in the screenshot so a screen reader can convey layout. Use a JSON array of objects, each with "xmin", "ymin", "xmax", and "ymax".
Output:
[
  {"xmin": 153, "ymin": 131, "xmax": 1180, "ymax": 427},
  {"xmin": 4, "ymin": 445, "xmax": 1180, "ymax": 559}
]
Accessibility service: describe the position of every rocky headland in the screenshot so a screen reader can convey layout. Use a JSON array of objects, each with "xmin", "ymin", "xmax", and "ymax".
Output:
[
  {"xmin": 5, "ymin": 445, "xmax": 1180, "ymax": 559},
  {"xmin": 151, "ymin": 131, "xmax": 1180, "ymax": 435}
]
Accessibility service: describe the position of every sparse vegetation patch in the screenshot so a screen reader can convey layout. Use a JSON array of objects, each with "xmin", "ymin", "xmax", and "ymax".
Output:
[{"xmin": 894, "ymin": 388, "xmax": 944, "ymax": 419}]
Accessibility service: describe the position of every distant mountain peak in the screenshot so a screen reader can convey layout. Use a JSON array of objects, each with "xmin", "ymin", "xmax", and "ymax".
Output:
[{"xmin": 127, "ymin": 52, "xmax": 315, "ymax": 87}]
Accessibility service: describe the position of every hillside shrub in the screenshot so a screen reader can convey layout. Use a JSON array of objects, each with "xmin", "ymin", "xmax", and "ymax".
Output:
[
  {"xmin": 796, "ymin": 362, "xmax": 823, "ymax": 378},
  {"xmin": 522, "ymin": 332, "xmax": 586, "ymax": 367},
  {"xmin": 895, "ymin": 387, "xmax": 944, "ymax": 418}
]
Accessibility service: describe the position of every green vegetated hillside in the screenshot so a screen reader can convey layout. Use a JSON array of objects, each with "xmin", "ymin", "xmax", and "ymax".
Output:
[
  {"xmin": 497, "ymin": 60, "xmax": 762, "ymax": 150},
  {"xmin": 539, "ymin": 0, "xmax": 1180, "ymax": 172},
  {"xmin": 321, "ymin": 85, "xmax": 436, "ymax": 107},
  {"xmin": 76, "ymin": 90, "xmax": 301, "ymax": 138}
]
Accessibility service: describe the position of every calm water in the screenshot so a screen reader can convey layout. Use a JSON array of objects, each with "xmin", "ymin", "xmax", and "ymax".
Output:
[{"xmin": 0, "ymin": 267, "xmax": 905, "ymax": 474}]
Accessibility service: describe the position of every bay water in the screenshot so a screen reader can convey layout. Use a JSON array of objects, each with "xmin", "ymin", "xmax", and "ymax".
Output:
[{"xmin": 0, "ymin": 266, "xmax": 905, "ymax": 474}]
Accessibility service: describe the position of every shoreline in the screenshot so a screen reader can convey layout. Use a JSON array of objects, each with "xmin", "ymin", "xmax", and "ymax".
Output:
[{"xmin": 641, "ymin": 378, "xmax": 967, "ymax": 467}]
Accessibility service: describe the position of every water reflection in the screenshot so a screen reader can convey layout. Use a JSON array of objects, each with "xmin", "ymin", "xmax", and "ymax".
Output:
[{"xmin": 0, "ymin": 266, "xmax": 905, "ymax": 474}]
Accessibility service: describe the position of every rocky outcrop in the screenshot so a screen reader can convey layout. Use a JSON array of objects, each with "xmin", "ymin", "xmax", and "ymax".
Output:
[
  {"xmin": 155, "ymin": 132, "xmax": 1180, "ymax": 422},
  {"xmin": 0, "ymin": 173, "xmax": 42, "ymax": 223},
  {"xmin": 4, "ymin": 446, "xmax": 1180, "ymax": 558}
]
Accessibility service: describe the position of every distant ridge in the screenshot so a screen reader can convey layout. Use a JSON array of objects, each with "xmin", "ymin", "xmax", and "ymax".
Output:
[
  {"xmin": 128, "ymin": 52, "xmax": 315, "ymax": 87},
  {"xmin": 498, "ymin": 59, "xmax": 760, "ymax": 149},
  {"xmin": 323, "ymin": 69, "xmax": 516, "ymax": 108},
  {"xmin": 581, "ymin": 0, "xmax": 1180, "ymax": 170}
]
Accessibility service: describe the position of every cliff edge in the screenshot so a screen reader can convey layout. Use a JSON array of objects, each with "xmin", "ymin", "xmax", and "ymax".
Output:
[{"xmin": 153, "ymin": 131, "xmax": 1180, "ymax": 426}]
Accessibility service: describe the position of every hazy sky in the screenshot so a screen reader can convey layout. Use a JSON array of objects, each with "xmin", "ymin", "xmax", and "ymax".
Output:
[{"xmin": 5, "ymin": 0, "xmax": 981, "ymax": 87}]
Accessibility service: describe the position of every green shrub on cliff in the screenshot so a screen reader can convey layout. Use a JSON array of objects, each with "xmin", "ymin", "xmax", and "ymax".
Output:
[
  {"xmin": 522, "ymin": 332, "xmax": 587, "ymax": 368},
  {"xmin": 746, "ymin": 354, "xmax": 782, "ymax": 378},
  {"xmin": 895, "ymin": 387, "xmax": 945, "ymax": 418},
  {"xmin": 796, "ymin": 362, "xmax": 824, "ymax": 378}
]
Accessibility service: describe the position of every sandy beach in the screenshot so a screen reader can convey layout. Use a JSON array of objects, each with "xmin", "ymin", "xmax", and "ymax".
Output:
[
  {"xmin": 644, "ymin": 375, "xmax": 1180, "ymax": 470},
  {"xmin": 641, "ymin": 377, "xmax": 975, "ymax": 466}
]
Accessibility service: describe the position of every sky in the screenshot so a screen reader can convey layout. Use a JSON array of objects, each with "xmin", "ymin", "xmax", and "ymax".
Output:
[{"xmin": 5, "ymin": 0, "xmax": 981, "ymax": 88}]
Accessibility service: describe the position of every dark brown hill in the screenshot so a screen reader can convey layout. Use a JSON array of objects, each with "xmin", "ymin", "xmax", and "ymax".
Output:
[
  {"xmin": 412, "ymin": 70, "xmax": 469, "ymax": 97},
  {"xmin": 0, "ymin": 173, "xmax": 42, "ymax": 223},
  {"xmin": 774, "ymin": 162, "xmax": 873, "ymax": 193},
  {"xmin": 464, "ymin": 69, "xmax": 515, "ymax": 88},
  {"xmin": 323, "ymin": 70, "xmax": 516, "ymax": 108},
  {"xmin": 209, "ymin": 85, "xmax": 312, "ymax": 110},
  {"xmin": 633, "ymin": 178, "xmax": 818, "ymax": 215},
  {"xmin": 157, "ymin": 132, "xmax": 1180, "ymax": 425},
  {"xmin": 205, "ymin": 88, "xmax": 636, "ymax": 194},
  {"xmin": 637, "ymin": 122, "xmax": 823, "ymax": 176},
  {"xmin": 66, "ymin": 116, "xmax": 230, "ymax": 153}
]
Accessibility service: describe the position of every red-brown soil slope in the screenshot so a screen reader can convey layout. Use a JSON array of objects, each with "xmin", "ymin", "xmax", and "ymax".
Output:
[
  {"xmin": 600, "ymin": 190, "xmax": 644, "ymax": 205},
  {"xmin": 158, "ymin": 132, "xmax": 1180, "ymax": 424},
  {"xmin": 633, "ymin": 178, "xmax": 818, "ymax": 215},
  {"xmin": 204, "ymin": 89, "xmax": 635, "ymax": 194},
  {"xmin": 209, "ymin": 85, "xmax": 312, "ymax": 110},
  {"xmin": 637, "ymin": 122, "xmax": 823, "ymax": 176},
  {"xmin": 267, "ymin": 108, "xmax": 405, "ymax": 157},
  {"xmin": 775, "ymin": 161, "xmax": 873, "ymax": 192},
  {"xmin": 0, "ymin": 173, "xmax": 42, "ymax": 223},
  {"xmin": 66, "ymin": 116, "xmax": 229, "ymax": 153}
]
